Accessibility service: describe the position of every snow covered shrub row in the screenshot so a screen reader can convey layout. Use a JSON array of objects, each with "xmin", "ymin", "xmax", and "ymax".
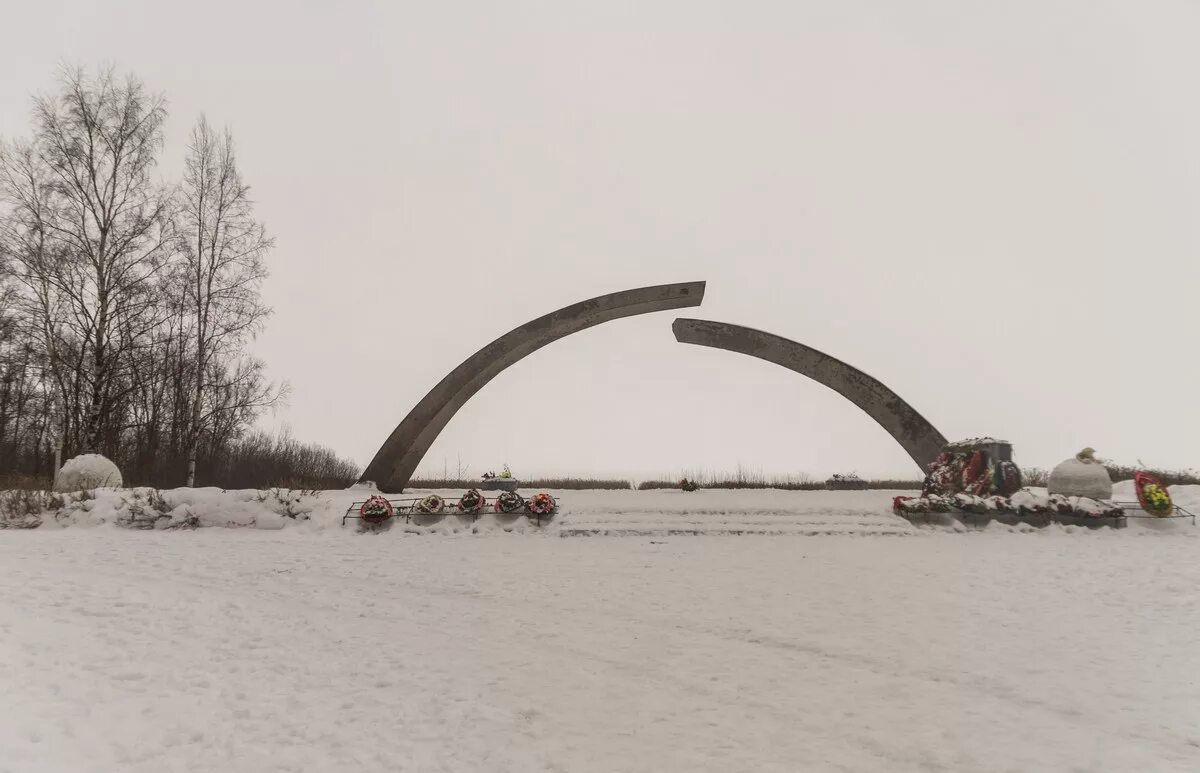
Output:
[
  {"xmin": 0, "ymin": 487, "xmax": 327, "ymax": 530},
  {"xmin": 0, "ymin": 488, "xmax": 189, "ymax": 529},
  {"xmin": 109, "ymin": 489, "xmax": 199, "ymax": 530},
  {"xmin": 42, "ymin": 488, "xmax": 196, "ymax": 530},
  {"xmin": 0, "ymin": 489, "xmax": 68, "ymax": 529},
  {"xmin": 1023, "ymin": 465, "xmax": 1200, "ymax": 489},
  {"xmin": 253, "ymin": 487, "xmax": 321, "ymax": 520}
]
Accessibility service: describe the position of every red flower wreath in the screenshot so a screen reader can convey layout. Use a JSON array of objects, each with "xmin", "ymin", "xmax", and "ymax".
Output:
[
  {"xmin": 360, "ymin": 495, "xmax": 394, "ymax": 524},
  {"xmin": 527, "ymin": 492, "xmax": 556, "ymax": 515}
]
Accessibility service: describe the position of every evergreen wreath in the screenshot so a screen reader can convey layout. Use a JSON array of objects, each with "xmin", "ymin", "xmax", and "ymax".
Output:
[
  {"xmin": 415, "ymin": 494, "xmax": 445, "ymax": 514},
  {"xmin": 494, "ymin": 490, "xmax": 525, "ymax": 514},
  {"xmin": 457, "ymin": 488, "xmax": 486, "ymax": 515}
]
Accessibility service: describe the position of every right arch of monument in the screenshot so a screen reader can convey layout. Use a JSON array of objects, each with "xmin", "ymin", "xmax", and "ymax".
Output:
[{"xmin": 672, "ymin": 318, "xmax": 947, "ymax": 473}]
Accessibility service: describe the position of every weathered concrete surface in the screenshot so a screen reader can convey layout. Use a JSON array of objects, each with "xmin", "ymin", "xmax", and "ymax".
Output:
[
  {"xmin": 672, "ymin": 318, "xmax": 946, "ymax": 473},
  {"xmin": 363, "ymin": 282, "xmax": 706, "ymax": 492}
]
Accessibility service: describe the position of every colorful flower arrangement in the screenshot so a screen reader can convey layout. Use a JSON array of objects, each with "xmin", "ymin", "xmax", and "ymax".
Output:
[
  {"xmin": 494, "ymin": 490, "xmax": 524, "ymax": 514},
  {"xmin": 359, "ymin": 495, "xmax": 394, "ymax": 524},
  {"xmin": 1132, "ymin": 470, "xmax": 1171, "ymax": 518},
  {"xmin": 923, "ymin": 448, "xmax": 1022, "ymax": 499},
  {"xmin": 1135, "ymin": 471, "xmax": 1173, "ymax": 516},
  {"xmin": 415, "ymin": 494, "xmax": 445, "ymax": 514},
  {"xmin": 457, "ymin": 488, "xmax": 486, "ymax": 515},
  {"xmin": 527, "ymin": 492, "xmax": 557, "ymax": 515},
  {"xmin": 1142, "ymin": 484, "xmax": 1172, "ymax": 514}
]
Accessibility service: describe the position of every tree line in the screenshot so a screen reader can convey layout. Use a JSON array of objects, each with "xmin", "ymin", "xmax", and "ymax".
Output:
[{"xmin": 0, "ymin": 67, "xmax": 357, "ymax": 489}]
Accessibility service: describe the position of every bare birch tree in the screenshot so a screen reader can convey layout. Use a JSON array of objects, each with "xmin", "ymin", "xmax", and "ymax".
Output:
[
  {"xmin": 180, "ymin": 116, "xmax": 275, "ymax": 485},
  {"xmin": 26, "ymin": 67, "xmax": 175, "ymax": 453},
  {"xmin": 0, "ymin": 139, "xmax": 72, "ymax": 468}
]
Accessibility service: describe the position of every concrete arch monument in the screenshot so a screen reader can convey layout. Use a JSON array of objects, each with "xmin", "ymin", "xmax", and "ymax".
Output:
[
  {"xmin": 672, "ymin": 318, "xmax": 946, "ymax": 473},
  {"xmin": 362, "ymin": 282, "xmax": 706, "ymax": 492}
]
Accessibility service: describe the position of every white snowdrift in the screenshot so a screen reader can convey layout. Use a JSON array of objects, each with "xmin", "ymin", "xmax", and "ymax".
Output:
[{"xmin": 2, "ymin": 527, "xmax": 1199, "ymax": 772}]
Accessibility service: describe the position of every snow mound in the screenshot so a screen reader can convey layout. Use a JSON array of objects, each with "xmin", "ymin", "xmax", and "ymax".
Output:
[
  {"xmin": 53, "ymin": 454, "xmax": 122, "ymax": 492},
  {"xmin": 1048, "ymin": 457, "xmax": 1112, "ymax": 499}
]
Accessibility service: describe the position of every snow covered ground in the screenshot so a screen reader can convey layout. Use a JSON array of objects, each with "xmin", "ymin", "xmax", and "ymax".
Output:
[{"xmin": 2, "ymin": 488, "xmax": 1198, "ymax": 772}]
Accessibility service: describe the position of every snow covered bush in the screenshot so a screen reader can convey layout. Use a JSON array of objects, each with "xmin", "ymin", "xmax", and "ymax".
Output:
[
  {"xmin": 1, "ymin": 486, "xmax": 332, "ymax": 530},
  {"xmin": 0, "ymin": 487, "xmax": 196, "ymax": 530},
  {"xmin": 111, "ymin": 489, "xmax": 180, "ymax": 529},
  {"xmin": 0, "ymin": 490, "xmax": 66, "ymax": 529},
  {"xmin": 253, "ymin": 487, "xmax": 319, "ymax": 520},
  {"xmin": 54, "ymin": 454, "xmax": 123, "ymax": 492}
]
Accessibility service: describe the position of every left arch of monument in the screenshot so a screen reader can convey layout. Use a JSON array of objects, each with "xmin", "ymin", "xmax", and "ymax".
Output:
[{"xmin": 360, "ymin": 281, "xmax": 706, "ymax": 492}]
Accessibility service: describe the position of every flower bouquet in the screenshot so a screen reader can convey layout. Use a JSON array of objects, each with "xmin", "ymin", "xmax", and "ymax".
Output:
[{"xmin": 457, "ymin": 488, "xmax": 486, "ymax": 515}]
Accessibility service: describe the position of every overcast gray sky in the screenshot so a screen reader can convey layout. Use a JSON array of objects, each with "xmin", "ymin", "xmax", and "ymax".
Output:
[{"xmin": 2, "ymin": 1, "xmax": 1197, "ymax": 480}]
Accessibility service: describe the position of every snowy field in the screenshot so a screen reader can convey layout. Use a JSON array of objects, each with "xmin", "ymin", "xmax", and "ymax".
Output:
[{"xmin": 2, "ymin": 488, "xmax": 1198, "ymax": 772}]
